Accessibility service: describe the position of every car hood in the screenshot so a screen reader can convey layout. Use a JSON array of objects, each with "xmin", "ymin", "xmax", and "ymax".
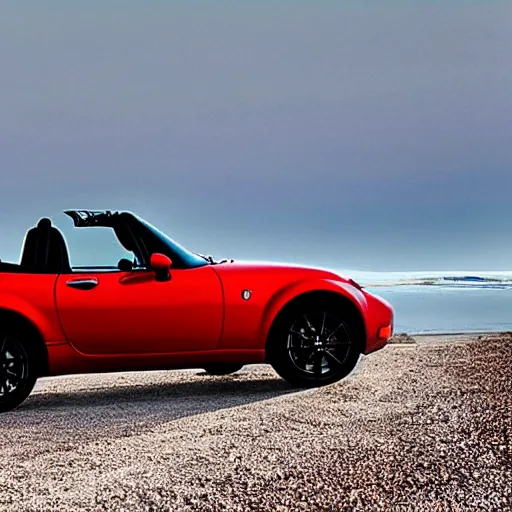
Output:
[{"xmin": 213, "ymin": 260, "xmax": 349, "ymax": 283}]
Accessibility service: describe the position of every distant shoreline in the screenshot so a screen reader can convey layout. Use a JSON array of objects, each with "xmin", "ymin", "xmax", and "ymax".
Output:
[
  {"xmin": 390, "ymin": 331, "xmax": 512, "ymax": 344},
  {"xmin": 340, "ymin": 270, "xmax": 512, "ymax": 288},
  {"xmin": 411, "ymin": 330, "xmax": 507, "ymax": 336}
]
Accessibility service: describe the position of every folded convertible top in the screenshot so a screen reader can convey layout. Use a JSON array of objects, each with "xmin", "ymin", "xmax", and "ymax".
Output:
[{"xmin": 63, "ymin": 210, "xmax": 120, "ymax": 227}]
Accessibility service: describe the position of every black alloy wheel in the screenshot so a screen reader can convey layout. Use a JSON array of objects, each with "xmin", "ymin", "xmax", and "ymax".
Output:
[
  {"xmin": 268, "ymin": 303, "xmax": 361, "ymax": 387},
  {"xmin": 0, "ymin": 333, "xmax": 37, "ymax": 413}
]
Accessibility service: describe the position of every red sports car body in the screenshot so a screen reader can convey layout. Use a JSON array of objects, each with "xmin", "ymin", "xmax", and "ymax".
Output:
[{"xmin": 0, "ymin": 210, "xmax": 393, "ymax": 412}]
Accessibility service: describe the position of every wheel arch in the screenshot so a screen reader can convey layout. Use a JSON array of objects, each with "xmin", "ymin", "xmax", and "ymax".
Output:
[
  {"xmin": 260, "ymin": 279, "xmax": 368, "ymax": 355},
  {"xmin": 0, "ymin": 308, "xmax": 50, "ymax": 377}
]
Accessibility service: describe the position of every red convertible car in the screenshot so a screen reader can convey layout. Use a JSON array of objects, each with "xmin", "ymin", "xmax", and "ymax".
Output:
[{"xmin": 0, "ymin": 210, "xmax": 393, "ymax": 413}]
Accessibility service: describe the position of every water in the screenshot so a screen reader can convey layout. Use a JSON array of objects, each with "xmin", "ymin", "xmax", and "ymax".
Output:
[
  {"xmin": 339, "ymin": 270, "xmax": 512, "ymax": 334},
  {"xmin": 366, "ymin": 285, "xmax": 512, "ymax": 334}
]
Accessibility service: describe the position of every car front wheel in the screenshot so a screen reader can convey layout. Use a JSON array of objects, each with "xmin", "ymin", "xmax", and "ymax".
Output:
[{"xmin": 267, "ymin": 302, "xmax": 361, "ymax": 388}]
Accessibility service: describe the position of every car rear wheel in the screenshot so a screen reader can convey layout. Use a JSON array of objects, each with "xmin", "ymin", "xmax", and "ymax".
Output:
[
  {"xmin": 267, "ymin": 302, "xmax": 361, "ymax": 388},
  {"xmin": 203, "ymin": 364, "xmax": 244, "ymax": 376},
  {"xmin": 0, "ymin": 332, "xmax": 38, "ymax": 413}
]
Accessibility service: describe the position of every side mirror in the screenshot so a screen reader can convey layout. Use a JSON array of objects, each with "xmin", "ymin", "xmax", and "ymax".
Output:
[
  {"xmin": 118, "ymin": 258, "xmax": 133, "ymax": 272},
  {"xmin": 150, "ymin": 253, "xmax": 172, "ymax": 282}
]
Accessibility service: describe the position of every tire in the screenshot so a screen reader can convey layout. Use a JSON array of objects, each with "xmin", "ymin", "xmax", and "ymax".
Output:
[
  {"xmin": 267, "ymin": 299, "xmax": 362, "ymax": 388},
  {"xmin": 0, "ymin": 331, "xmax": 38, "ymax": 413},
  {"xmin": 203, "ymin": 364, "xmax": 244, "ymax": 376}
]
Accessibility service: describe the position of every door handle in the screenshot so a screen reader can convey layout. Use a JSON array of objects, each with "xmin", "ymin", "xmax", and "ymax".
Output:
[{"xmin": 66, "ymin": 278, "xmax": 99, "ymax": 290}]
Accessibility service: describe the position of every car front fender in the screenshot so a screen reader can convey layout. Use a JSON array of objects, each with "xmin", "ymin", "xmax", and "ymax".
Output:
[{"xmin": 258, "ymin": 278, "xmax": 369, "ymax": 350}]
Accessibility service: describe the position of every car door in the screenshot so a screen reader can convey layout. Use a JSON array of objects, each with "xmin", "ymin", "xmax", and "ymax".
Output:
[{"xmin": 55, "ymin": 266, "xmax": 224, "ymax": 355}]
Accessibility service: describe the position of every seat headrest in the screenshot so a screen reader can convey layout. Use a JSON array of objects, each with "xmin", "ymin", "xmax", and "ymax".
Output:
[{"xmin": 37, "ymin": 218, "xmax": 52, "ymax": 230}]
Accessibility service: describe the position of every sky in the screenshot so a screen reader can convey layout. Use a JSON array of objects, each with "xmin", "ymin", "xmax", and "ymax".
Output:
[{"xmin": 0, "ymin": 1, "xmax": 511, "ymax": 271}]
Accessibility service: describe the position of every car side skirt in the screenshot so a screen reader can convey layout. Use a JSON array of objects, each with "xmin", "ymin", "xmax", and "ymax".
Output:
[{"xmin": 47, "ymin": 344, "xmax": 266, "ymax": 376}]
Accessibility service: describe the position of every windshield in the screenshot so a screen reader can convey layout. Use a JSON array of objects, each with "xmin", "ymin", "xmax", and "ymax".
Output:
[{"xmin": 135, "ymin": 216, "xmax": 208, "ymax": 269}]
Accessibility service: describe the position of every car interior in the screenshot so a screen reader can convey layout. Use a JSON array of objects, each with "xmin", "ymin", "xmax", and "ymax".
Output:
[
  {"xmin": 0, "ymin": 216, "xmax": 150, "ymax": 275},
  {"xmin": 0, "ymin": 212, "xmax": 205, "ymax": 275}
]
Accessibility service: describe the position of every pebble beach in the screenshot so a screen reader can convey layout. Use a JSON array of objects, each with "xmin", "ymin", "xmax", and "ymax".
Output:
[{"xmin": 0, "ymin": 333, "xmax": 510, "ymax": 511}]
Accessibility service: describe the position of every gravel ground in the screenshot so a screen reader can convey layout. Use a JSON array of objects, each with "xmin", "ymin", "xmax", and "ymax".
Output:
[{"xmin": 0, "ymin": 334, "xmax": 511, "ymax": 511}]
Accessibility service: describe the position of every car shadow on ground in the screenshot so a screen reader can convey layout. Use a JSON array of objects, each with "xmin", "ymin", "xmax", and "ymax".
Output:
[{"xmin": 1, "ymin": 371, "xmax": 297, "ymax": 444}]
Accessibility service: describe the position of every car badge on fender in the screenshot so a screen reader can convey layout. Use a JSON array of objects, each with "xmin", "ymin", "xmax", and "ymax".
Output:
[{"xmin": 242, "ymin": 289, "xmax": 252, "ymax": 300}]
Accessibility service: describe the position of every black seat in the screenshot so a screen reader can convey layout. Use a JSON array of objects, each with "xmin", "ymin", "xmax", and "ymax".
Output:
[
  {"xmin": 20, "ymin": 218, "xmax": 71, "ymax": 274},
  {"xmin": 47, "ymin": 224, "xmax": 72, "ymax": 274},
  {"xmin": 20, "ymin": 218, "xmax": 51, "ymax": 272}
]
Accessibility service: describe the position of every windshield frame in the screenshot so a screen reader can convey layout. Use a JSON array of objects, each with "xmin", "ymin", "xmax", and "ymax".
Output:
[{"xmin": 132, "ymin": 215, "xmax": 209, "ymax": 270}]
